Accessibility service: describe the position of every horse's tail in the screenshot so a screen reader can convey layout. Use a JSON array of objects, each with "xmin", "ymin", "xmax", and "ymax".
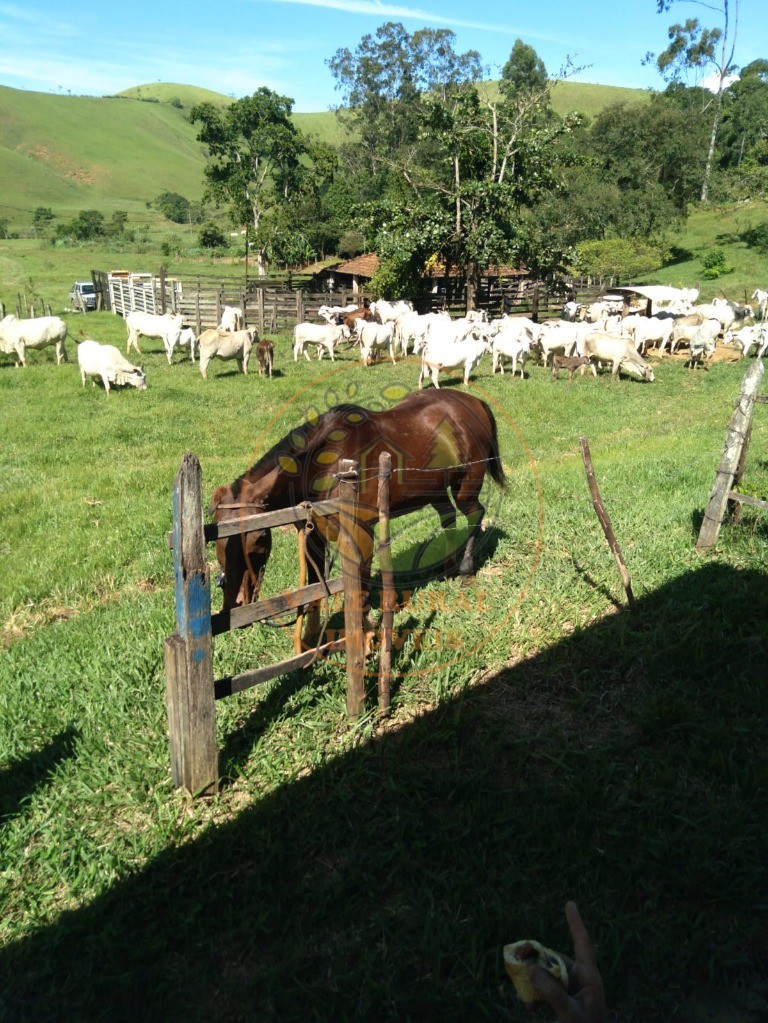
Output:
[{"xmin": 482, "ymin": 400, "xmax": 506, "ymax": 488}]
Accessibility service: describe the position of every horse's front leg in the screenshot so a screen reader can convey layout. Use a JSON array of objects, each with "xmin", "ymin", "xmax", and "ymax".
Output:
[
  {"xmin": 298, "ymin": 526, "xmax": 328, "ymax": 651},
  {"xmin": 349, "ymin": 522, "xmax": 377, "ymax": 656}
]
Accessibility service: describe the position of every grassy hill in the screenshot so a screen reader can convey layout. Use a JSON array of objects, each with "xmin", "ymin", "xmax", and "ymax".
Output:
[
  {"xmin": 0, "ymin": 80, "xmax": 651, "ymax": 231},
  {"xmin": 0, "ymin": 86, "xmax": 209, "ymax": 229}
]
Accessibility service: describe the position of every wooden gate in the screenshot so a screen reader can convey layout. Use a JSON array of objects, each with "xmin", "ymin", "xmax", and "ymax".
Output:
[{"xmin": 164, "ymin": 452, "xmax": 394, "ymax": 795}]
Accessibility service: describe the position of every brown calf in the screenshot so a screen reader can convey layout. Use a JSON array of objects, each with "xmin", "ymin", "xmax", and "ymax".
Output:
[
  {"xmin": 551, "ymin": 353, "xmax": 593, "ymax": 380},
  {"xmin": 257, "ymin": 339, "xmax": 275, "ymax": 377}
]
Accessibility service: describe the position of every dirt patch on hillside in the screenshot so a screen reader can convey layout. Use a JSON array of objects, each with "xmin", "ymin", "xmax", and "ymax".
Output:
[{"xmin": 26, "ymin": 144, "xmax": 104, "ymax": 186}]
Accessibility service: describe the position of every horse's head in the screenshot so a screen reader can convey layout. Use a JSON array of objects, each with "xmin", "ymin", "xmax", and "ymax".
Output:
[{"xmin": 209, "ymin": 475, "xmax": 276, "ymax": 610}]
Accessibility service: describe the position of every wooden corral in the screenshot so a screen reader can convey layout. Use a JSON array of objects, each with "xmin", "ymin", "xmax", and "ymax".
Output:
[
  {"xmin": 164, "ymin": 452, "xmax": 395, "ymax": 796},
  {"xmin": 93, "ymin": 266, "xmax": 621, "ymax": 332}
]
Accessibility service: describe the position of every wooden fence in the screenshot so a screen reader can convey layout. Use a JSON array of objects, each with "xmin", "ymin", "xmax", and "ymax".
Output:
[
  {"xmin": 94, "ymin": 267, "xmax": 621, "ymax": 335},
  {"xmin": 164, "ymin": 452, "xmax": 395, "ymax": 795},
  {"xmin": 696, "ymin": 360, "xmax": 767, "ymax": 551}
]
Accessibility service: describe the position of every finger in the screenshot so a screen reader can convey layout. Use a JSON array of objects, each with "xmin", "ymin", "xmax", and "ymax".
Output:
[
  {"xmin": 530, "ymin": 965, "xmax": 573, "ymax": 1016},
  {"xmin": 565, "ymin": 901, "xmax": 597, "ymax": 967}
]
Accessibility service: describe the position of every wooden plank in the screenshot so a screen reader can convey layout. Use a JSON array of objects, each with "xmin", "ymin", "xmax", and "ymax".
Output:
[
  {"xmin": 728, "ymin": 490, "xmax": 768, "ymax": 511},
  {"xmin": 167, "ymin": 499, "xmax": 340, "ymax": 548},
  {"xmin": 697, "ymin": 361, "xmax": 765, "ymax": 551},
  {"xmin": 214, "ymin": 637, "xmax": 347, "ymax": 698},
  {"xmin": 211, "ymin": 576, "xmax": 344, "ymax": 635},
  {"xmin": 165, "ymin": 453, "xmax": 218, "ymax": 795}
]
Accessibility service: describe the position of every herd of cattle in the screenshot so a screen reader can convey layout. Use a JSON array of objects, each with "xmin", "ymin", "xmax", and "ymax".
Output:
[{"xmin": 1, "ymin": 286, "xmax": 767, "ymax": 393}]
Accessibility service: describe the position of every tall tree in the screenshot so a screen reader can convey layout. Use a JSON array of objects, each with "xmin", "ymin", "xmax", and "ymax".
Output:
[
  {"xmin": 190, "ymin": 88, "xmax": 313, "ymax": 275},
  {"xmin": 647, "ymin": 0, "xmax": 740, "ymax": 201},
  {"xmin": 328, "ymin": 26, "xmax": 572, "ymax": 298}
]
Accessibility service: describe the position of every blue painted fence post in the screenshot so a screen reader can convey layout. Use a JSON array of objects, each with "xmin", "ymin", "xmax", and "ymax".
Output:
[{"xmin": 164, "ymin": 453, "xmax": 218, "ymax": 794}]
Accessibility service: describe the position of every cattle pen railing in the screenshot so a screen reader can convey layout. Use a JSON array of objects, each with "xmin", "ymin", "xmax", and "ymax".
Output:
[
  {"xmin": 164, "ymin": 452, "xmax": 395, "ymax": 796},
  {"xmin": 93, "ymin": 268, "xmax": 622, "ymax": 334}
]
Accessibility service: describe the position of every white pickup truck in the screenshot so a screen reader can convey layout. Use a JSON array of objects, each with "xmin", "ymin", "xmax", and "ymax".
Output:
[{"xmin": 70, "ymin": 281, "xmax": 98, "ymax": 311}]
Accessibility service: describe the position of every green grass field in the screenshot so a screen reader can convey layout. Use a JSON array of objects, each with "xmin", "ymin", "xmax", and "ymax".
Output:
[{"xmin": 1, "ymin": 313, "xmax": 766, "ymax": 1021}]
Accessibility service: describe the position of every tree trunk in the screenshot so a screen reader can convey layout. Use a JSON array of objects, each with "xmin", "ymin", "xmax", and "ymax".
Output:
[{"xmin": 700, "ymin": 85, "xmax": 724, "ymax": 203}]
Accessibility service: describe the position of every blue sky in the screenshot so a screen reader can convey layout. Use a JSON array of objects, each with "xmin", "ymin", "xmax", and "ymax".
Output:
[{"xmin": 0, "ymin": 0, "xmax": 765, "ymax": 112}]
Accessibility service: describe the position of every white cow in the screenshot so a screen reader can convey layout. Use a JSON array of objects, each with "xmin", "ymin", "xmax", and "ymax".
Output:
[
  {"xmin": 686, "ymin": 331, "xmax": 717, "ymax": 369},
  {"xmin": 0, "ymin": 314, "xmax": 69, "ymax": 366},
  {"xmin": 174, "ymin": 327, "xmax": 197, "ymax": 362},
  {"xmin": 198, "ymin": 327, "xmax": 257, "ymax": 380},
  {"xmin": 317, "ymin": 303, "xmax": 358, "ymax": 325},
  {"xmin": 126, "ymin": 311, "xmax": 184, "ymax": 363},
  {"xmin": 218, "ymin": 305, "xmax": 245, "ymax": 332},
  {"xmin": 77, "ymin": 340, "xmax": 146, "ymax": 395},
  {"xmin": 369, "ymin": 299, "xmax": 413, "ymax": 325},
  {"xmin": 419, "ymin": 335, "xmax": 491, "ymax": 388},
  {"xmin": 724, "ymin": 324, "xmax": 768, "ymax": 358},
  {"xmin": 396, "ymin": 310, "xmax": 450, "ymax": 355},
  {"xmin": 535, "ymin": 320, "xmax": 595, "ymax": 364},
  {"xmin": 583, "ymin": 332, "xmax": 655, "ymax": 381},
  {"xmin": 293, "ymin": 322, "xmax": 346, "ymax": 362},
  {"xmin": 357, "ymin": 320, "xmax": 396, "ymax": 365},
  {"xmin": 621, "ymin": 315, "xmax": 675, "ymax": 356},
  {"xmin": 667, "ymin": 316, "xmax": 720, "ymax": 356},
  {"xmin": 751, "ymin": 289, "xmax": 768, "ymax": 321},
  {"xmin": 491, "ymin": 333, "xmax": 531, "ymax": 378}
]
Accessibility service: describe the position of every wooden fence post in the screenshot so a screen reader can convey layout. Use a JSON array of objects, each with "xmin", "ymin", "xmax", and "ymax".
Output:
[
  {"xmin": 696, "ymin": 360, "xmax": 765, "ymax": 552},
  {"xmin": 337, "ymin": 459, "xmax": 366, "ymax": 719},
  {"xmin": 377, "ymin": 452, "xmax": 394, "ymax": 716},
  {"xmin": 257, "ymin": 287, "xmax": 265, "ymax": 333},
  {"xmin": 164, "ymin": 453, "xmax": 218, "ymax": 794}
]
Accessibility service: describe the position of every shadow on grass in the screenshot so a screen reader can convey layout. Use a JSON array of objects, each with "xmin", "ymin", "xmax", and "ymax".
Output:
[
  {"xmin": 0, "ymin": 727, "xmax": 79, "ymax": 822},
  {"xmin": 1, "ymin": 564, "xmax": 767, "ymax": 1023}
]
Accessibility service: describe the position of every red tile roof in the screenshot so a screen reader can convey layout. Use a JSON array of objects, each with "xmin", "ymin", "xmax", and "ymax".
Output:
[{"xmin": 334, "ymin": 253, "xmax": 380, "ymax": 277}]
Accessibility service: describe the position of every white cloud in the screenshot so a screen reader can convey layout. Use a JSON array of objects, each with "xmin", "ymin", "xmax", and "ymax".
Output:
[
  {"xmin": 700, "ymin": 71, "xmax": 739, "ymax": 92},
  {"xmin": 252, "ymin": 0, "xmax": 561, "ymax": 41}
]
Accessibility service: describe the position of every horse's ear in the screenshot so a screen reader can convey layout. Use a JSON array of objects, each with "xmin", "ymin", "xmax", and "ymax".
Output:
[{"xmin": 209, "ymin": 484, "xmax": 231, "ymax": 516}]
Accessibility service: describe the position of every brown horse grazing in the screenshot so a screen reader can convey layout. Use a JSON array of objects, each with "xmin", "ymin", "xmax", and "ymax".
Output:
[{"xmin": 210, "ymin": 389, "xmax": 505, "ymax": 644}]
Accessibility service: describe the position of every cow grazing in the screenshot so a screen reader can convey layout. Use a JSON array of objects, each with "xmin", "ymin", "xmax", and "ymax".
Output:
[
  {"xmin": 0, "ymin": 314, "xmax": 69, "ymax": 366},
  {"xmin": 198, "ymin": 327, "xmax": 257, "ymax": 380},
  {"xmin": 125, "ymin": 311, "xmax": 184, "ymax": 363},
  {"xmin": 77, "ymin": 340, "xmax": 146, "ymax": 395},
  {"xmin": 551, "ymin": 353, "xmax": 593, "ymax": 380},
  {"xmin": 583, "ymin": 332, "xmax": 655, "ymax": 381},
  {"xmin": 257, "ymin": 339, "xmax": 275, "ymax": 377}
]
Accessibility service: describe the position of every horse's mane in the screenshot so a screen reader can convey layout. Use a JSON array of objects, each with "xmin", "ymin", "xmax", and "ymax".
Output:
[{"xmin": 238, "ymin": 403, "xmax": 372, "ymax": 486}]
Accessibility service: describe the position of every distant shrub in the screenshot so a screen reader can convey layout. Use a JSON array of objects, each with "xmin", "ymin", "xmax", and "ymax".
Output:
[
  {"xmin": 171, "ymin": 97, "xmax": 183, "ymax": 109},
  {"xmin": 701, "ymin": 247, "xmax": 734, "ymax": 279},
  {"xmin": 198, "ymin": 223, "xmax": 227, "ymax": 248},
  {"xmin": 154, "ymin": 191, "xmax": 191, "ymax": 224}
]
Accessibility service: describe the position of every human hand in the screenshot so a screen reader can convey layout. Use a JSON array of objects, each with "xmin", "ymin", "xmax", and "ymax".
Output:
[{"xmin": 530, "ymin": 901, "xmax": 607, "ymax": 1023}]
